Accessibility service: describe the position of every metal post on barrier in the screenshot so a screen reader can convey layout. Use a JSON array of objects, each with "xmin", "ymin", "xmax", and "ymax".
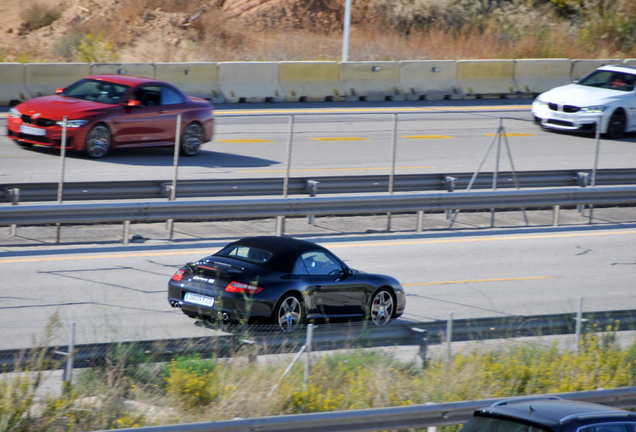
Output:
[
  {"xmin": 303, "ymin": 323, "xmax": 314, "ymax": 392},
  {"xmin": 306, "ymin": 180, "xmax": 319, "ymax": 225},
  {"xmin": 9, "ymin": 188, "xmax": 19, "ymax": 236},
  {"xmin": 123, "ymin": 220, "xmax": 130, "ymax": 246},
  {"xmin": 387, "ymin": 114, "xmax": 397, "ymax": 231},
  {"xmin": 56, "ymin": 117, "xmax": 68, "ymax": 244},
  {"xmin": 553, "ymin": 205, "xmax": 560, "ymax": 227},
  {"xmin": 167, "ymin": 114, "xmax": 182, "ymax": 240},
  {"xmin": 589, "ymin": 117, "xmax": 601, "ymax": 223}
]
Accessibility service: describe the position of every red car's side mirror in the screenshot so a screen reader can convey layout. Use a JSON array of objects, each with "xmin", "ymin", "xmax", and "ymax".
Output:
[
  {"xmin": 55, "ymin": 88, "xmax": 65, "ymax": 94},
  {"xmin": 126, "ymin": 99, "xmax": 143, "ymax": 107}
]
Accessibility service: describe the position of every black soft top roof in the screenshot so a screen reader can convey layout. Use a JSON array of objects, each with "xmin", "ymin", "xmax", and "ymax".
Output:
[
  {"xmin": 476, "ymin": 399, "xmax": 632, "ymax": 429},
  {"xmin": 216, "ymin": 236, "xmax": 327, "ymax": 273}
]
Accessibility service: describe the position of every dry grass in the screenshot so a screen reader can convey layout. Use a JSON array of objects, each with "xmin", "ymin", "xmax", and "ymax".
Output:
[{"xmin": 4, "ymin": 0, "xmax": 636, "ymax": 62}]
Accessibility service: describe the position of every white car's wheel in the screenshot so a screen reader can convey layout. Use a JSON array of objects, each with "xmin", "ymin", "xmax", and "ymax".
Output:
[{"xmin": 606, "ymin": 110, "xmax": 626, "ymax": 139}]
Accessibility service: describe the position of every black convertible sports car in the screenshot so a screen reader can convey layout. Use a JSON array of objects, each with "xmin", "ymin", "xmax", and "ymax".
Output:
[{"xmin": 167, "ymin": 236, "xmax": 406, "ymax": 331}]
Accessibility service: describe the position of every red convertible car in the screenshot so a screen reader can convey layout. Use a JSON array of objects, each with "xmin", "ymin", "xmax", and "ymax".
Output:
[{"xmin": 7, "ymin": 74, "xmax": 214, "ymax": 158}]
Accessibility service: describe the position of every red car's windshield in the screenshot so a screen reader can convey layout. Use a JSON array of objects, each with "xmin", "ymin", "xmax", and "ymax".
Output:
[{"xmin": 63, "ymin": 79, "xmax": 130, "ymax": 105}]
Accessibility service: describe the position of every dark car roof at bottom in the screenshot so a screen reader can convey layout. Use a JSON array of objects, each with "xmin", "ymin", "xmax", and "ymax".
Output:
[
  {"xmin": 216, "ymin": 236, "xmax": 328, "ymax": 273},
  {"xmin": 477, "ymin": 399, "xmax": 634, "ymax": 429}
]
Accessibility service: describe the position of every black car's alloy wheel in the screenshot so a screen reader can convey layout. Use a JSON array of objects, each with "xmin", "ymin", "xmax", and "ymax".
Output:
[
  {"xmin": 180, "ymin": 123, "xmax": 204, "ymax": 156},
  {"xmin": 606, "ymin": 110, "xmax": 626, "ymax": 139},
  {"xmin": 85, "ymin": 124, "xmax": 111, "ymax": 158},
  {"xmin": 275, "ymin": 294, "xmax": 303, "ymax": 332},
  {"xmin": 370, "ymin": 289, "xmax": 394, "ymax": 326}
]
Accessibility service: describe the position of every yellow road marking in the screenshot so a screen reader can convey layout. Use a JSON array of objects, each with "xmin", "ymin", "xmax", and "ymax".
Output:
[
  {"xmin": 483, "ymin": 133, "xmax": 535, "ymax": 137},
  {"xmin": 402, "ymin": 135, "xmax": 454, "ymax": 139},
  {"xmin": 404, "ymin": 276, "xmax": 551, "ymax": 287},
  {"xmin": 1, "ymin": 229, "xmax": 634, "ymax": 265},
  {"xmin": 216, "ymin": 139, "xmax": 275, "ymax": 143},
  {"xmin": 311, "ymin": 137, "xmax": 369, "ymax": 141},
  {"xmin": 239, "ymin": 166, "xmax": 434, "ymax": 173}
]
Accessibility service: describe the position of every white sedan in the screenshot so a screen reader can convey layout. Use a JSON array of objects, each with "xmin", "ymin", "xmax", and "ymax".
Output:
[{"xmin": 532, "ymin": 64, "xmax": 636, "ymax": 139}]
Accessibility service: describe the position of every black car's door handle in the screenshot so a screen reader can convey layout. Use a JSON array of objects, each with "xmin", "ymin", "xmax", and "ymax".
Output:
[{"xmin": 315, "ymin": 285, "xmax": 324, "ymax": 290}]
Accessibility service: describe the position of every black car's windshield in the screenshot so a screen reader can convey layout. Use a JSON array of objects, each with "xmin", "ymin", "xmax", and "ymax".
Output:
[
  {"xmin": 215, "ymin": 245, "xmax": 273, "ymax": 265},
  {"xmin": 63, "ymin": 79, "xmax": 130, "ymax": 104},
  {"xmin": 578, "ymin": 70, "xmax": 636, "ymax": 92},
  {"xmin": 461, "ymin": 416, "xmax": 550, "ymax": 432}
]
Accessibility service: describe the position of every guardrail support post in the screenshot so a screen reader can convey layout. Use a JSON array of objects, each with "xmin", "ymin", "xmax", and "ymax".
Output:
[
  {"xmin": 57, "ymin": 321, "xmax": 76, "ymax": 391},
  {"xmin": 575, "ymin": 296, "xmax": 583, "ymax": 354},
  {"xmin": 410, "ymin": 327, "xmax": 428, "ymax": 364},
  {"xmin": 553, "ymin": 205, "xmax": 560, "ymax": 227},
  {"xmin": 444, "ymin": 176, "xmax": 457, "ymax": 219},
  {"xmin": 122, "ymin": 220, "xmax": 130, "ymax": 245},
  {"xmin": 306, "ymin": 180, "xmax": 319, "ymax": 225},
  {"xmin": 416, "ymin": 210, "xmax": 424, "ymax": 233},
  {"xmin": 277, "ymin": 116, "xmax": 295, "ymax": 237},
  {"xmin": 9, "ymin": 188, "xmax": 19, "ymax": 236},
  {"xmin": 303, "ymin": 323, "xmax": 314, "ymax": 392},
  {"xmin": 576, "ymin": 172, "xmax": 590, "ymax": 213}
]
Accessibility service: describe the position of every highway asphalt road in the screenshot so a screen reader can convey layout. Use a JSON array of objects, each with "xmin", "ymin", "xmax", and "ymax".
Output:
[
  {"xmin": 2, "ymin": 100, "xmax": 636, "ymax": 184},
  {"xmin": 1, "ymin": 226, "xmax": 635, "ymax": 350}
]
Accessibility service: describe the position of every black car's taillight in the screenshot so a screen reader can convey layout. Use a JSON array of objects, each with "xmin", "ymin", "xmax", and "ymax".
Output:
[
  {"xmin": 172, "ymin": 269, "xmax": 185, "ymax": 281},
  {"xmin": 225, "ymin": 281, "xmax": 263, "ymax": 294}
]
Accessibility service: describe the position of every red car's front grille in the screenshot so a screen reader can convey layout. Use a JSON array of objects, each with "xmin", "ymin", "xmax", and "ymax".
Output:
[{"xmin": 20, "ymin": 115, "xmax": 56, "ymax": 127}]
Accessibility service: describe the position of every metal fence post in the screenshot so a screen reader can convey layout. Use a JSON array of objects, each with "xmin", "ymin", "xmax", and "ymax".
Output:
[
  {"xmin": 444, "ymin": 176, "xmax": 456, "ymax": 219},
  {"xmin": 387, "ymin": 113, "xmax": 397, "ymax": 231},
  {"xmin": 63, "ymin": 321, "xmax": 76, "ymax": 388},
  {"xmin": 167, "ymin": 114, "xmax": 182, "ymax": 240},
  {"xmin": 445, "ymin": 311, "xmax": 453, "ymax": 370},
  {"xmin": 575, "ymin": 296, "xmax": 583, "ymax": 354},
  {"xmin": 303, "ymin": 323, "xmax": 314, "ymax": 392},
  {"xmin": 56, "ymin": 117, "xmax": 68, "ymax": 244},
  {"xmin": 123, "ymin": 220, "xmax": 130, "ymax": 245},
  {"xmin": 589, "ymin": 117, "xmax": 601, "ymax": 223},
  {"xmin": 277, "ymin": 115, "xmax": 294, "ymax": 236}
]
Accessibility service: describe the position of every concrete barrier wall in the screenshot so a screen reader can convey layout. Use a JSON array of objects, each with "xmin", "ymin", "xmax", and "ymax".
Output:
[
  {"xmin": 218, "ymin": 62, "xmax": 284, "ymax": 103},
  {"xmin": 3, "ymin": 59, "xmax": 634, "ymax": 106},
  {"xmin": 155, "ymin": 62, "xmax": 224, "ymax": 103},
  {"xmin": 25, "ymin": 63, "xmax": 91, "ymax": 97},
  {"xmin": 0, "ymin": 63, "xmax": 29, "ymax": 106},
  {"xmin": 513, "ymin": 59, "xmax": 572, "ymax": 95},
  {"xmin": 399, "ymin": 60, "xmax": 462, "ymax": 101},
  {"xmin": 457, "ymin": 60, "xmax": 518, "ymax": 97},
  {"xmin": 278, "ymin": 61, "xmax": 344, "ymax": 102},
  {"xmin": 570, "ymin": 59, "xmax": 621, "ymax": 80},
  {"xmin": 340, "ymin": 62, "xmax": 404, "ymax": 101},
  {"xmin": 90, "ymin": 63, "xmax": 156, "ymax": 78}
]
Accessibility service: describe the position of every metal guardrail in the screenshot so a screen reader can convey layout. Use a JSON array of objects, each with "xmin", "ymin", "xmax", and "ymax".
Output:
[
  {"xmin": 104, "ymin": 387, "xmax": 636, "ymax": 432},
  {"xmin": 0, "ymin": 320, "xmax": 429, "ymax": 373},
  {"xmin": 1, "ymin": 186, "xmax": 636, "ymax": 225},
  {"xmin": 2, "ymin": 169, "xmax": 636, "ymax": 203},
  {"xmin": 4, "ymin": 308, "xmax": 635, "ymax": 373}
]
